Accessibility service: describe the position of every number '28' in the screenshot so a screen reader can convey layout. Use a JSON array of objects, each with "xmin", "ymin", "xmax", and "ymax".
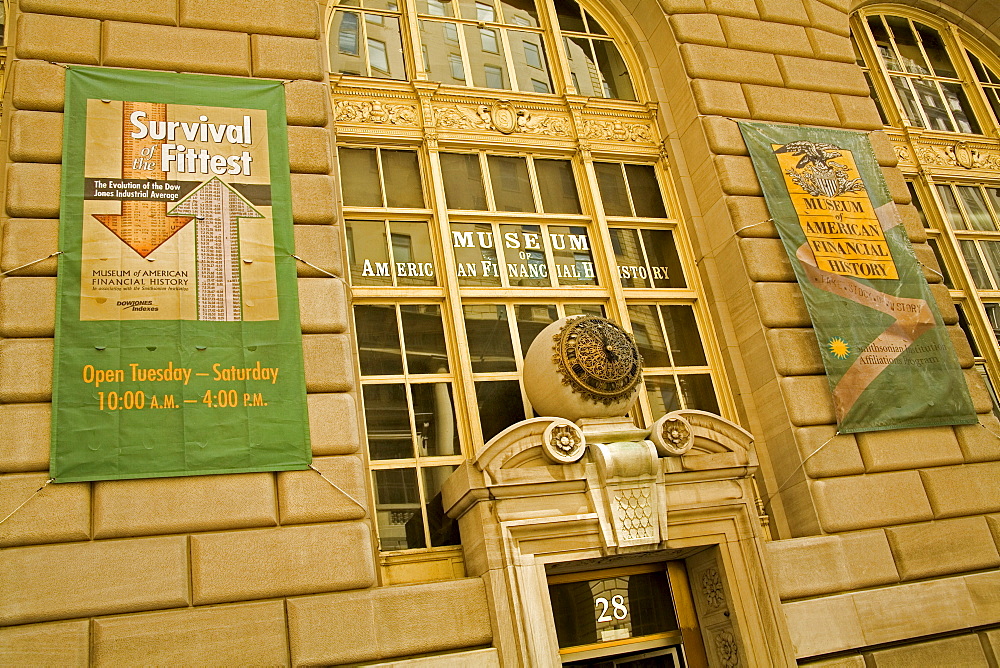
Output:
[{"xmin": 595, "ymin": 595, "xmax": 628, "ymax": 622}]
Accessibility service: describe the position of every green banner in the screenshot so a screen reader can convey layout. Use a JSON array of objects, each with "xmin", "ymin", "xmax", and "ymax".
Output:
[
  {"xmin": 739, "ymin": 122, "xmax": 976, "ymax": 433},
  {"xmin": 51, "ymin": 67, "xmax": 310, "ymax": 481}
]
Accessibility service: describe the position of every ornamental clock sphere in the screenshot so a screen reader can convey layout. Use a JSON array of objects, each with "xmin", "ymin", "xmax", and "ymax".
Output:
[{"xmin": 524, "ymin": 316, "xmax": 643, "ymax": 421}]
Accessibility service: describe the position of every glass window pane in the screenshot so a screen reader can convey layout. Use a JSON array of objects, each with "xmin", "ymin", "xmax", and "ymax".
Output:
[
  {"xmin": 592, "ymin": 39, "xmax": 635, "ymax": 101},
  {"xmin": 390, "ymin": 222, "xmax": 436, "ymax": 286},
  {"xmin": 863, "ymin": 71, "xmax": 889, "ymax": 125},
  {"xmin": 642, "ymin": 229, "xmax": 686, "ymax": 288},
  {"xmin": 891, "ymin": 76, "xmax": 924, "ymax": 127},
  {"xmin": 365, "ymin": 16, "xmax": 406, "ymax": 80},
  {"xmin": 927, "ymin": 237, "xmax": 952, "ymax": 288},
  {"xmin": 346, "ymin": 220, "xmax": 392, "ymax": 286},
  {"xmin": 661, "ymin": 305, "xmax": 707, "ymax": 366},
  {"xmin": 565, "ymin": 36, "xmax": 601, "ymax": 97},
  {"xmin": 417, "ymin": 0, "xmax": 454, "ymax": 16},
  {"xmin": 514, "ymin": 304, "xmax": 558, "ymax": 357},
  {"xmin": 464, "ymin": 304, "xmax": 517, "ymax": 372},
  {"xmin": 421, "ymin": 21, "xmax": 465, "ymax": 85},
  {"xmin": 499, "ymin": 0, "xmax": 539, "ymax": 26},
  {"xmin": 368, "ymin": 37, "xmax": 389, "ymax": 73},
  {"xmin": 886, "ymin": 15, "xmax": 930, "ymax": 75},
  {"xmin": 981, "ymin": 241, "xmax": 1000, "ymax": 289},
  {"xmin": 594, "ymin": 162, "xmax": 631, "ymax": 216},
  {"xmin": 583, "ymin": 10, "xmax": 607, "ymax": 35},
  {"xmin": 364, "ymin": 384, "xmax": 414, "ymax": 459},
  {"xmin": 940, "ymin": 82, "xmax": 981, "ymax": 134},
  {"xmin": 502, "ymin": 223, "xmax": 551, "ymax": 287},
  {"xmin": 868, "ymin": 16, "xmax": 901, "ymax": 72},
  {"xmin": 960, "ymin": 239, "xmax": 992, "ymax": 289},
  {"xmin": 411, "ymin": 382, "xmax": 459, "ymax": 456},
  {"xmin": 364, "ymin": 0, "xmax": 399, "ymax": 10},
  {"xmin": 476, "ymin": 380, "xmax": 526, "ymax": 442},
  {"xmin": 564, "ymin": 303, "xmax": 605, "ymax": 318},
  {"xmin": 645, "ymin": 377, "xmax": 680, "ymax": 419},
  {"xmin": 957, "ymin": 186, "xmax": 995, "ymax": 231},
  {"xmin": 629, "ymin": 305, "xmax": 671, "ymax": 367},
  {"xmin": 465, "ymin": 24, "xmax": 510, "ymax": 89},
  {"xmin": 333, "ymin": 11, "xmax": 361, "ymax": 65},
  {"xmin": 553, "ymin": 0, "xmax": 585, "ymax": 33},
  {"xmin": 624, "ymin": 164, "xmax": 667, "ymax": 218},
  {"xmin": 611, "ymin": 228, "xmax": 650, "ymax": 288},
  {"xmin": 422, "ymin": 466, "xmax": 461, "ymax": 546},
  {"xmin": 915, "ymin": 79, "xmax": 954, "ymax": 132},
  {"xmin": 480, "ymin": 27, "xmax": 499, "ymax": 54},
  {"xmin": 535, "ymin": 159, "xmax": 581, "ymax": 214},
  {"xmin": 550, "ymin": 225, "xmax": 597, "ymax": 286},
  {"xmin": 987, "ymin": 188, "xmax": 1000, "ymax": 222},
  {"xmin": 488, "ymin": 155, "xmax": 535, "ymax": 212},
  {"xmin": 382, "ymin": 150, "xmax": 424, "ymax": 208},
  {"xmin": 373, "ymin": 467, "xmax": 424, "ymax": 549},
  {"xmin": 452, "ymin": 223, "xmax": 502, "ymax": 287},
  {"xmin": 441, "ymin": 153, "xmax": 488, "ymax": 209},
  {"xmin": 511, "ymin": 32, "xmax": 553, "ymax": 93},
  {"xmin": 937, "ymin": 185, "xmax": 966, "ymax": 230},
  {"xmin": 400, "ymin": 304, "xmax": 449, "ymax": 373},
  {"xmin": 956, "ymin": 303, "xmax": 980, "ymax": 356},
  {"xmin": 355, "ymin": 305, "xmax": 404, "ymax": 375},
  {"xmin": 984, "ymin": 303, "xmax": 1000, "ymax": 347},
  {"xmin": 678, "ymin": 374, "xmax": 719, "ymax": 413},
  {"xmin": 914, "ymin": 22, "xmax": 956, "ymax": 78},
  {"xmin": 339, "ymin": 147, "xmax": 383, "ymax": 207},
  {"xmin": 906, "ymin": 182, "xmax": 928, "ymax": 228}
]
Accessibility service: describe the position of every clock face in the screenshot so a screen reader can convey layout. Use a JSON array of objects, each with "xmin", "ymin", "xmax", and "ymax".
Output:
[{"xmin": 553, "ymin": 316, "xmax": 643, "ymax": 404}]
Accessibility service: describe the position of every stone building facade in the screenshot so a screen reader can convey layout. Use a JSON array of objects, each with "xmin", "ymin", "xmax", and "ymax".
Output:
[{"xmin": 0, "ymin": 0, "xmax": 999, "ymax": 665}]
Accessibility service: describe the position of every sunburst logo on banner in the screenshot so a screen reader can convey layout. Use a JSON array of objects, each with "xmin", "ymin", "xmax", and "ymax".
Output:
[{"xmin": 827, "ymin": 337, "xmax": 851, "ymax": 360}]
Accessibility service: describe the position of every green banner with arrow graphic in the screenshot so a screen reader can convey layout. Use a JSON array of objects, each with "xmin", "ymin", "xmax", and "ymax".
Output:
[
  {"xmin": 51, "ymin": 67, "xmax": 310, "ymax": 481},
  {"xmin": 739, "ymin": 121, "xmax": 976, "ymax": 433}
]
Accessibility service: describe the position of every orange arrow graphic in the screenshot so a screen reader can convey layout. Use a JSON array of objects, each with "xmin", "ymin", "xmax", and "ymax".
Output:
[{"xmin": 92, "ymin": 101, "xmax": 194, "ymax": 257}]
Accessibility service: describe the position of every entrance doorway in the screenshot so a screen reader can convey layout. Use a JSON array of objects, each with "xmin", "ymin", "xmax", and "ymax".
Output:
[{"xmin": 547, "ymin": 562, "xmax": 708, "ymax": 667}]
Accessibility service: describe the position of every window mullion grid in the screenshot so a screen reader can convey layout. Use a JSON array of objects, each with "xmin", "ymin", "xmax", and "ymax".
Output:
[
  {"xmin": 498, "ymin": 27, "xmax": 519, "ymax": 91},
  {"xmin": 868, "ymin": 14, "xmax": 924, "ymax": 128},
  {"xmin": 455, "ymin": 18, "xmax": 474, "ymax": 86},
  {"xmin": 578, "ymin": 156, "xmax": 630, "ymax": 325},
  {"xmin": 424, "ymin": 147, "xmax": 482, "ymax": 457},
  {"xmin": 401, "ymin": 0, "xmax": 426, "ymax": 79},
  {"xmin": 535, "ymin": 0, "xmax": 573, "ymax": 95},
  {"xmin": 854, "ymin": 15, "xmax": 907, "ymax": 128}
]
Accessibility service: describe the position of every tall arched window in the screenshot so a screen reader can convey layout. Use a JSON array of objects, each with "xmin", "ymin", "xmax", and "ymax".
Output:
[
  {"xmin": 853, "ymin": 6, "xmax": 1000, "ymax": 420},
  {"xmin": 328, "ymin": 0, "xmax": 731, "ymax": 576}
]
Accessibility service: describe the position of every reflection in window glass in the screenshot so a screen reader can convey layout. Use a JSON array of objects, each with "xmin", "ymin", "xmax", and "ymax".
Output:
[
  {"xmin": 382, "ymin": 150, "xmax": 425, "ymax": 208},
  {"xmin": 642, "ymin": 230, "xmax": 686, "ymax": 288},
  {"xmin": 536, "ymin": 159, "xmax": 581, "ymax": 214},
  {"xmin": 356, "ymin": 305, "xmax": 404, "ymax": 375},
  {"xmin": 515, "ymin": 304, "xmax": 558, "ymax": 356},
  {"xmin": 422, "ymin": 466, "xmax": 461, "ymax": 546},
  {"xmin": 629, "ymin": 305, "xmax": 671, "ymax": 367},
  {"xmin": 373, "ymin": 467, "xmax": 422, "ymax": 549},
  {"xmin": 645, "ymin": 377, "xmax": 679, "ymax": 417},
  {"xmin": 960, "ymin": 239, "xmax": 991, "ymax": 289},
  {"xmin": 624, "ymin": 164, "xmax": 667, "ymax": 218},
  {"xmin": 611, "ymin": 228, "xmax": 648, "ymax": 288},
  {"xmin": 958, "ymin": 186, "xmax": 996, "ymax": 231},
  {"xmin": 488, "ymin": 155, "xmax": 535, "ymax": 212},
  {"xmin": 476, "ymin": 380, "xmax": 527, "ymax": 442},
  {"xmin": 411, "ymin": 383, "xmax": 459, "ymax": 456},
  {"xmin": 400, "ymin": 305, "xmax": 449, "ymax": 373},
  {"xmin": 339, "ymin": 148, "xmax": 383, "ymax": 207},
  {"xmin": 441, "ymin": 153, "xmax": 487, "ymax": 209},
  {"xmin": 550, "ymin": 225, "xmax": 597, "ymax": 286},
  {"xmin": 346, "ymin": 220, "xmax": 392, "ymax": 286},
  {"xmin": 661, "ymin": 305, "xmax": 707, "ymax": 366},
  {"xmin": 464, "ymin": 304, "xmax": 517, "ymax": 372},
  {"xmin": 364, "ymin": 384, "xmax": 413, "ymax": 459},
  {"xmin": 678, "ymin": 374, "xmax": 719, "ymax": 413},
  {"xmin": 502, "ymin": 223, "xmax": 550, "ymax": 287},
  {"xmin": 594, "ymin": 162, "xmax": 631, "ymax": 216}
]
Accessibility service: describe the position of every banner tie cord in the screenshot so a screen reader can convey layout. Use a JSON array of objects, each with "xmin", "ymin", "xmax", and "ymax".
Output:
[
  {"xmin": 979, "ymin": 421, "xmax": 1000, "ymax": 442},
  {"xmin": 291, "ymin": 254, "xmax": 338, "ymax": 279},
  {"xmin": 0, "ymin": 478, "xmax": 53, "ymax": 526},
  {"xmin": 1, "ymin": 251, "xmax": 63, "ymax": 276},
  {"xmin": 309, "ymin": 464, "xmax": 367, "ymax": 513},
  {"xmin": 762, "ymin": 432, "xmax": 839, "ymax": 509},
  {"xmin": 734, "ymin": 219, "xmax": 773, "ymax": 235},
  {"xmin": 919, "ymin": 262, "xmax": 945, "ymax": 281}
]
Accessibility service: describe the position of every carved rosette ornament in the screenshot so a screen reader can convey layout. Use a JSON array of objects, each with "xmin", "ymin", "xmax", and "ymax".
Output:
[
  {"xmin": 714, "ymin": 630, "xmax": 740, "ymax": 668},
  {"xmin": 702, "ymin": 567, "xmax": 725, "ymax": 610},
  {"xmin": 540, "ymin": 419, "xmax": 587, "ymax": 464},
  {"xmin": 650, "ymin": 413, "xmax": 693, "ymax": 456},
  {"xmin": 551, "ymin": 316, "xmax": 643, "ymax": 405}
]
